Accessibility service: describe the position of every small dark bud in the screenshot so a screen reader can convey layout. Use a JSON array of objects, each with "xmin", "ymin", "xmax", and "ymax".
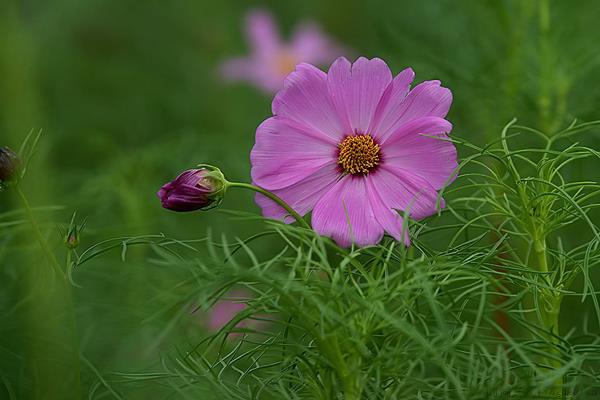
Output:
[
  {"xmin": 0, "ymin": 147, "xmax": 21, "ymax": 183},
  {"xmin": 64, "ymin": 212, "xmax": 85, "ymax": 250},
  {"xmin": 157, "ymin": 166, "xmax": 227, "ymax": 212},
  {"xmin": 65, "ymin": 230, "xmax": 80, "ymax": 249}
]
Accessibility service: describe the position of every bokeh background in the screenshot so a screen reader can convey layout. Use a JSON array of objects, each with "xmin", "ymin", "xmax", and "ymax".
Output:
[{"xmin": 1, "ymin": 0, "xmax": 599, "ymax": 398}]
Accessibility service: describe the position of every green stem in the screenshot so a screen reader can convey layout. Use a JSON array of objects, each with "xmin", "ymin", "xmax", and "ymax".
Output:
[
  {"xmin": 227, "ymin": 181, "xmax": 310, "ymax": 229},
  {"xmin": 535, "ymin": 235, "xmax": 563, "ymax": 398},
  {"xmin": 537, "ymin": 0, "xmax": 553, "ymax": 133},
  {"xmin": 333, "ymin": 341, "xmax": 360, "ymax": 400},
  {"xmin": 16, "ymin": 186, "xmax": 82, "ymax": 398},
  {"xmin": 16, "ymin": 186, "xmax": 66, "ymax": 280},
  {"xmin": 319, "ymin": 336, "xmax": 360, "ymax": 399},
  {"xmin": 534, "ymin": 239, "xmax": 548, "ymax": 275},
  {"xmin": 543, "ymin": 299, "xmax": 562, "ymax": 398}
]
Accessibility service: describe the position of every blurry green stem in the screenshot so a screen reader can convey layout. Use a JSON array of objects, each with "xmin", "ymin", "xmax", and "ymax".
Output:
[
  {"xmin": 16, "ymin": 186, "xmax": 66, "ymax": 280},
  {"xmin": 226, "ymin": 182, "xmax": 310, "ymax": 229},
  {"xmin": 331, "ymin": 339, "xmax": 360, "ymax": 400},
  {"xmin": 16, "ymin": 185, "xmax": 82, "ymax": 397},
  {"xmin": 317, "ymin": 336, "xmax": 360, "ymax": 400},
  {"xmin": 537, "ymin": 0, "xmax": 552, "ymax": 132}
]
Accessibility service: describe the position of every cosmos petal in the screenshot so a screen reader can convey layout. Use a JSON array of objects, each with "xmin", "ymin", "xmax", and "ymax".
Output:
[
  {"xmin": 373, "ymin": 80, "xmax": 452, "ymax": 141},
  {"xmin": 312, "ymin": 175, "xmax": 384, "ymax": 247},
  {"xmin": 291, "ymin": 22, "xmax": 341, "ymax": 62},
  {"xmin": 246, "ymin": 9, "xmax": 281, "ymax": 58},
  {"xmin": 251, "ymin": 117, "xmax": 337, "ymax": 190},
  {"xmin": 368, "ymin": 67, "xmax": 415, "ymax": 142},
  {"xmin": 220, "ymin": 57, "xmax": 258, "ymax": 82},
  {"xmin": 383, "ymin": 116, "xmax": 457, "ymax": 189},
  {"xmin": 366, "ymin": 175, "xmax": 411, "ymax": 246},
  {"xmin": 368, "ymin": 165, "xmax": 443, "ymax": 220},
  {"xmin": 272, "ymin": 63, "xmax": 345, "ymax": 141},
  {"xmin": 327, "ymin": 57, "xmax": 393, "ymax": 135},
  {"xmin": 255, "ymin": 163, "xmax": 341, "ymax": 222}
]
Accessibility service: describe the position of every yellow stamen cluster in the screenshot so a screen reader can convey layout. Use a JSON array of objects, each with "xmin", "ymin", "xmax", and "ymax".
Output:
[
  {"xmin": 337, "ymin": 134, "xmax": 380, "ymax": 175},
  {"xmin": 276, "ymin": 53, "xmax": 298, "ymax": 76}
]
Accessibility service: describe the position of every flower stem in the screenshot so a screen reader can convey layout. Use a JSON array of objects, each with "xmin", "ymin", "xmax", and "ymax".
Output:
[
  {"xmin": 535, "ymin": 235, "xmax": 563, "ymax": 398},
  {"xmin": 16, "ymin": 186, "xmax": 82, "ymax": 398},
  {"xmin": 318, "ymin": 336, "xmax": 361, "ymax": 399},
  {"xmin": 226, "ymin": 181, "xmax": 310, "ymax": 229},
  {"xmin": 537, "ymin": 0, "xmax": 553, "ymax": 133},
  {"xmin": 16, "ymin": 186, "xmax": 66, "ymax": 280}
]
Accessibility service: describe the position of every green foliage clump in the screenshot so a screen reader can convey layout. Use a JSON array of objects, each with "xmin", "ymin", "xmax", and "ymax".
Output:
[{"xmin": 81, "ymin": 121, "xmax": 600, "ymax": 399}]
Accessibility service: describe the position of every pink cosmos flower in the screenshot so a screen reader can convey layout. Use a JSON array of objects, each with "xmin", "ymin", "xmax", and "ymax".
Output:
[
  {"xmin": 220, "ymin": 9, "xmax": 342, "ymax": 93},
  {"xmin": 250, "ymin": 57, "xmax": 457, "ymax": 247}
]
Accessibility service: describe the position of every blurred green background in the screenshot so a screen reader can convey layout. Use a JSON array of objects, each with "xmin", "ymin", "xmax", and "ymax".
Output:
[{"xmin": 1, "ymin": 0, "xmax": 599, "ymax": 398}]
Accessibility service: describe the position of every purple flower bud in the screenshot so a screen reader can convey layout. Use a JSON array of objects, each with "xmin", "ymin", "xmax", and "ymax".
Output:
[
  {"xmin": 157, "ymin": 167, "xmax": 226, "ymax": 212},
  {"xmin": 0, "ymin": 147, "xmax": 21, "ymax": 183}
]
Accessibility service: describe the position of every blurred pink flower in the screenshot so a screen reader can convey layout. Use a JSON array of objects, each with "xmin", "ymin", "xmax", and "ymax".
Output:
[
  {"xmin": 251, "ymin": 57, "xmax": 457, "ymax": 247},
  {"xmin": 206, "ymin": 290, "xmax": 252, "ymax": 333},
  {"xmin": 220, "ymin": 9, "xmax": 343, "ymax": 93}
]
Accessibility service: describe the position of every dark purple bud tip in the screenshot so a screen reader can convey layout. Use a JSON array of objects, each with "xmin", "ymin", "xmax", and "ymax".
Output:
[
  {"xmin": 0, "ymin": 147, "xmax": 21, "ymax": 183},
  {"xmin": 157, "ymin": 166, "xmax": 227, "ymax": 212}
]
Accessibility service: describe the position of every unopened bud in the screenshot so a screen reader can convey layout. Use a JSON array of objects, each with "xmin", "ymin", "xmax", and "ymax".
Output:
[
  {"xmin": 63, "ymin": 213, "xmax": 85, "ymax": 250},
  {"xmin": 65, "ymin": 230, "xmax": 80, "ymax": 249},
  {"xmin": 157, "ymin": 166, "xmax": 227, "ymax": 212},
  {"xmin": 0, "ymin": 147, "xmax": 21, "ymax": 184}
]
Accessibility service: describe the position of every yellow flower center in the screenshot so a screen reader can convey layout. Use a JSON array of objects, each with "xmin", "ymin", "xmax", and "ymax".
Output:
[
  {"xmin": 337, "ymin": 134, "xmax": 380, "ymax": 175},
  {"xmin": 276, "ymin": 53, "xmax": 298, "ymax": 76}
]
